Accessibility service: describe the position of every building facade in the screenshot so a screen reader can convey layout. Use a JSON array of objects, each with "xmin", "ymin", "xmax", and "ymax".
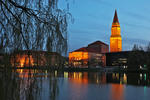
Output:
[
  {"xmin": 10, "ymin": 50, "xmax": 64, "ymax": 68},
  {"xmin": 106, "ymin": 51, "xmax": 146, "ymax": 67},
  {"xmin": 69, "ymin": 41, "xmax": 109, "ymax": 67},
  {"xmin": 110, "ymin": 10, "xmax": 122, "ymax": 52},
  {"xmin": 106, "ymin": 51, "xmax": 129, "ymax": 66}
]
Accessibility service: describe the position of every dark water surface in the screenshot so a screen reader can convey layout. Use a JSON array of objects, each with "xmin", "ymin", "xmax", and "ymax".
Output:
[{"xmin": 0, "ymin": 69, "xmax": 150, "ymax": 100}]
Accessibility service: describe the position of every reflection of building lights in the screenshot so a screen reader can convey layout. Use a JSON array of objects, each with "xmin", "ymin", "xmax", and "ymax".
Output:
[
  {"xmin": 116, "ymin": 73, "xmax": 119, "ymax": 80},
  {"xmin": 73, "ymin": 72, "xmax": 76, "ymax": 78},
  {"xmin": 144, "ymin": 86, "xmax": 147, "ymax": 96},
  {"xmin": 64, "ymin": 72, "xmax": 68, "ymax": 78},
  {"xmin": 111, "ymin": 84, "xmax": 124, "ymax": 100},
  {"xmin": 112, "ymin": 73, "xmax": 119, "ymax": 80},
  {"xmin": 79, "ymin": 72, "xmax": 82, "ymax": 78},
  {"xmin": 69, "ymin": 72, "xmax": 88, "ymax": 84},
  {"xmin": 55, "ymin": 71, "xmax": 57, "ymax": 77},
  {"xmin": 72, "ymin": 72, "xmax": 82, "ymax": 79},
  {"xmin": 120, "ymin": 81, "xmax": 122, "ymax": 84},
  {"xmin": 123, "ymin": 74, "xmax": 127, "ymax": 84},
  {"xmin": 112, "ymin": 73, "xmax": 116, "ymax": 79},
  {"xmin": 18, "ymin": 69, "xmax": 23, "ymax": 73},
  {"xmin": 45, "ymin": 70, "xmax": 47, "ymax": 74},
  {"xmin": 16, "ymin": 69, "xmax": 34, "ymax": 78},
  {"xmin": 45, "ymin": 70, "xmax": 48, "ymax": 78},
  {"xmin": 97, "ymin": 79, "xmax": 99, "ymax": 84},
  {"xmin": 140, "ymin": 73, "xmax": 142, "ymax": 80},
  {"xmin": 144, "ymin": 74, "xmax": 147, "ymax": 80}
]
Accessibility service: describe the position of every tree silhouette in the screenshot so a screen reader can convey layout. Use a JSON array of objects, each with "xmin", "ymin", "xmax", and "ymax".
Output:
[{"xmin": 0, "ymin": 0, "xmax": 70, "ymax": 56}]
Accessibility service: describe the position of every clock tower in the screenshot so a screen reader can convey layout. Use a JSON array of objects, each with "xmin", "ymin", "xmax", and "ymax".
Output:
[{"xmin": 110, "ymin": 10, "xmax": 122, "ymax": 52}]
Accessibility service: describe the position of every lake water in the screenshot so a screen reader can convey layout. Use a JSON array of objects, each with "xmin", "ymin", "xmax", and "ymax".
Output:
[{"xmin": 0, "ymin": 69, "xmax": 150, "ymax": 100}]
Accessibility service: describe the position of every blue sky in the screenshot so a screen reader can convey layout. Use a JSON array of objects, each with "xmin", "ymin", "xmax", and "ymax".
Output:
[{"xmin": 58, "ymin": 0, "xmax": 150, "ymax": 52}]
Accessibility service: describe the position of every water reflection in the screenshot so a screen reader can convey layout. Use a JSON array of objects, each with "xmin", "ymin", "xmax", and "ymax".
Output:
[
  {"xmin": 1, "ymin": 70, "xmax": 150, "ymax": 100},
  {"xmin": 111, "ymin": 84, "xmax": 124, "ymax": 100},
  {"xmin": 0, "ymin": 69, "xmax": 59, "ymax": 100},
  {"xmin": 68, "ymin": 72, "xmax": 88, "ymax": 84}
]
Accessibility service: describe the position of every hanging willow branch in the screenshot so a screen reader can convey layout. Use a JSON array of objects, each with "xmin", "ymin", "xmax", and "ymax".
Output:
[{"xmin": 0, "ymin": 0, "xmax": 70, "ymax": 55}]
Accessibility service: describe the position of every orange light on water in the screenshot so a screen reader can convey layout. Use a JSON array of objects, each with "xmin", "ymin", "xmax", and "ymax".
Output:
[
  {"xmin": 111, "ymin": 84, "xmax": 124, "ymax": 100},
  {"xmin": 69, "ymin": 72, "xmax": 88, "ymax": 84},
  {"xmin": 16, "ymin": 69, "xmax": 34, "ymax": 78}
]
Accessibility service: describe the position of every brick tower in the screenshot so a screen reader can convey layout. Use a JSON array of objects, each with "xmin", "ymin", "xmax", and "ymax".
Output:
[{"xmin": 110, "ymin": 10, "xmax": 122, "ymax": 52}]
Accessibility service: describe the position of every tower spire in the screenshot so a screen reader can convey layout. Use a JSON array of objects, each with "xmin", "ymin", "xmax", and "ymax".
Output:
[{"xmin": 113, "ymin": 10, "xmax": 119, "ymax": 23}]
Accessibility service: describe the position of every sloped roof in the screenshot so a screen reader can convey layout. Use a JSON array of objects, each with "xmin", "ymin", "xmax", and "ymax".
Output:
[
  {"xmin": 113, "ymin": 10, "xmax": 119, "ymax": 23},
  {"xmin": 72, "ymin": 47, "xmax": 88, "ymax": 52},
  {"xmin": 88, "ymin": 41, "xmax": 108, "ymax": 46},
  {"xmin": 70, "ymin": 41, "xmax": 108, "ymax": 53}
]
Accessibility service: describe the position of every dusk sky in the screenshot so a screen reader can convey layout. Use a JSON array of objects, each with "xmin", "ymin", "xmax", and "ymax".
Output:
[{"xmin": 59, "ymin": 0, "xmax": 150, "ymax": 53}]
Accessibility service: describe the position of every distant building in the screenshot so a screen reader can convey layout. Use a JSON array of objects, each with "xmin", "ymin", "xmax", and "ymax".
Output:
[
  {"xmin": 106, "ymin": 51, "xmax": 129, "ymax": 66},
  {"xmin": 10, "ymin": 50, "xmax": 64, "ymax": 68},
  {"xmin": 69, "ymin": 41, "xmax": 109, "ymax": 67},
  {"xmin": 110, "ymin": 10, "xmax": 122, "ymax": 52},
  {"xmin": 106, "ymin": 51, "xmax": 146, "ymax": 67}
]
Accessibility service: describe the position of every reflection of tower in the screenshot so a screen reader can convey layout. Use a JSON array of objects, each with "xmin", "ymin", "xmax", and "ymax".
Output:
[
  {"xmin": 110, "ymin": 10, "xmax": 122, "ymax": 52},
  {"xmin": 111, "ymin": 84, "xmax": 124, "ymax": 100}
]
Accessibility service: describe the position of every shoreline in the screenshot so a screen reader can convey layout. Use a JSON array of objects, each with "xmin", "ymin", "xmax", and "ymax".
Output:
[{"xmin": 0, "ymin": 66, "xmax": 150, "ymax": 73}]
